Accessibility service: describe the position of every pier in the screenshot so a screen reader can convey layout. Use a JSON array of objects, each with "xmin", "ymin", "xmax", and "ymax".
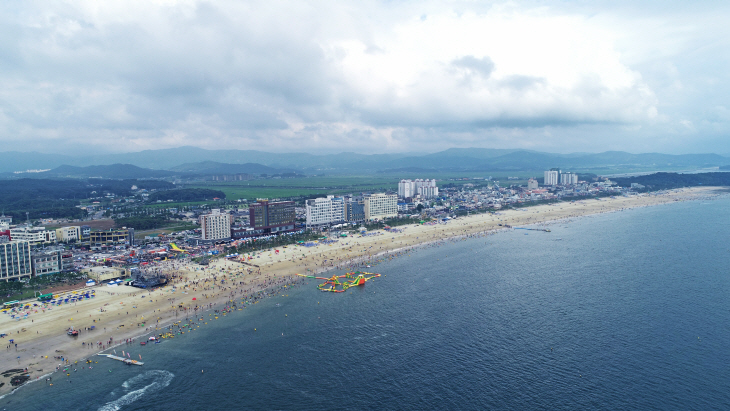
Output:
[{"xmin": 98, "ymin": 353, "xmax": 144, "ymax": 366}]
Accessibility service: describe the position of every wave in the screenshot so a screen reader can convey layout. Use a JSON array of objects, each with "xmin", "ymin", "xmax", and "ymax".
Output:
[{"xmin": 98, "ymin": 370, "xmax": 174, "ymax": 411}]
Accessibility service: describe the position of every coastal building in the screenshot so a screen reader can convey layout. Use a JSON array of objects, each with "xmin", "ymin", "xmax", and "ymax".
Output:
[
  {"xmin": 346, "ymin": 199, "xmax": 365, "ymax": 222},
  {"xmin": 398, "ymin": 179, "xmax": 439, "ymax": 199},
  {"xmin": 31, "ymin": 250, "xmax": 62, "ymax": 276},
  {"xmin": 544, "ymin": 170, "xmax": 559, "ymax": 186},
  {"xmin": 306, "ymin": 196, "xmax": 346, "ymax": 227},
  {"xmin": 527, "ymin": 178, "xmax": 539, "ymax": 190},
  {"xmin": 0, "ymin": 240, "xmax": 32, "ymax": 281},
  {"xmin": 364, "ymin": 193, "xmax": 398, "ymax": 220},
  {"xmin": 89, "ymin": 228, "xmax": 135, "ymax": 247},
  {"xmin": 0, "ymin": 214, "xmax": 11, "ymax": 225},
  {"xmin": 249, "ymin": 199, "xmax": 296, "ymax": 235},
  {"xmin": 0, "ymin": 229, "xmax": 10, "ymax": 243},
  {"xmin": 61, "ymin": 251, "xmax": 74, "ymax": 271},
  {"xmin": 55, "ymin": 226, "xmax": 81, "ymax": 243},
  {"xmin": 199, "ymin": 209, "xmax": 233, "ymax": 241}
]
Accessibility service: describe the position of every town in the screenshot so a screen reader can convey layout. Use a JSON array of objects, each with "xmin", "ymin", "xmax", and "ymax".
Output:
[{"xmin": 0, "ymin": 168, "xmax": 643, "ymax": 293}]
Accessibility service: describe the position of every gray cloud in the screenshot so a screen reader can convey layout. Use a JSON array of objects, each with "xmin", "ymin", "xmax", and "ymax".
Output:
[
  {"xmin": 451, "ymin": 55, "xmax": 495, "ymax": 78},
  {"xmin": 0, "ymin": 1, "xmax": 727, "ymax": 155}
]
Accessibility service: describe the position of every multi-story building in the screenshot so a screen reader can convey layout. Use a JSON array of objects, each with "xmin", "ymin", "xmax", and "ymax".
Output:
[
  {"xmin": 31, "ymin": 250, "xmax": 61, "ymax": 276},
  {"xmin": 0, "ymin": 229, "xmax": 10, "ymax": 243},
  {"xmin": 249, "ymin": 199, "xmax": 296, "ymax": 235},
  {"xmin": 89, "ymin": 229, "xmax": 134, "ymax": 247},
  {"xmin": 10, "ymin": 227, "xmax": 56, "ymax": 245},
  {"xmin": 306, "ymin": 196, "xmax": 346, "ymax": 227},
  {"xmin": 398, "ymin": 179, "xmax": 439, "ymax": 199},
  {"xmin": 346, "ymin": 199, "xmax": 365, "ymax": 223},
  {"xmin": 398, "ymin": 180, "xmax": 416, "ymax": 198},
  {"xmin": 364, "ymin": 193, "xmax": 398, "ymax": 220},
  {"xmin": 199, "ymin": 209, "xmax": 232, "ymax": 241},
  {"xmin": 527, "ymin": 178, "xmax": 539, "ymax": 190},
  {"xmin": 80, "ymin": 225, "xmax": 91, "ymax": 240},
  {"xmin": 544, "ymin": 170, "xmax": 559, "ymax": 186},
  {"xmin": 61, "ymin": 251, "xmax": 74, "ymax": 271},
  {"xmin": 55, "ymin": 226, "xmax": 81, "ymax": 243},
  {"xmin": 0, "ymin": 240, "xmax": 32, "ymax": 281},
  {"xmin": 560, "ymin": 172, "xmax": 578, "ymax": 185}
]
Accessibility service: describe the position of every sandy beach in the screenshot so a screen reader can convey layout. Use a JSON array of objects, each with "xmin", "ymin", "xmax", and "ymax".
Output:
[{"xmin": 0, "ymin": 186, "xmax": 724, "ymax": 395}]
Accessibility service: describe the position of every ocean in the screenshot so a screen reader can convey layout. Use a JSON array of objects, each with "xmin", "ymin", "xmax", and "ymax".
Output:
[{"xmin": 2, "ymin": 195, "xmax": 729, "ymax": 410}]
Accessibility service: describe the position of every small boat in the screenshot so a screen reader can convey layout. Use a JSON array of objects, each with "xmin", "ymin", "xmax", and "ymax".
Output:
[
  {"xmin": 67, "ymin": 329, "xmax": 78, "ymax": 336},
  {"xmin": 140, "ymin": 342, "xmax": 146, "ymax": 346}
]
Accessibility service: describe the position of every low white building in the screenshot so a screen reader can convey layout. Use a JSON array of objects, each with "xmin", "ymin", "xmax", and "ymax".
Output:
[
  {"xmin": 364, "ymin": 193, "xmax": 398, "ymax": 220},
  {"xmin": 55, "ymin": 226, "xmax": 81, "ymax": 243},
  {"xmin": 10, "ymin": 226, "xmax": 56, "ymax": 244}
]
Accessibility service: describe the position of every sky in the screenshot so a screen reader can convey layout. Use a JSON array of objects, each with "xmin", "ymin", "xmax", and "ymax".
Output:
[{"xmin": 0, "ymin": 0, "xmax": 729, "ymax": 156}]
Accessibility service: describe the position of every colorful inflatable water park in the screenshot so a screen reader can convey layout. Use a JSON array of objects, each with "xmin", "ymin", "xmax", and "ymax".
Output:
[{"xmin": 297, "ymin": 271, "xmax": 381, "ymax": 293}]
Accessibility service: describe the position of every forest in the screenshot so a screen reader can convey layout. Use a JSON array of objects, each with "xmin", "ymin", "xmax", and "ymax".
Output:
[
  {"xmin": 0, "ymin": 178, "xmax": 175, "ymax": 219},
  {"xmin": 613, "ymin": 172, "xmax": 730, "ymax": 191}
]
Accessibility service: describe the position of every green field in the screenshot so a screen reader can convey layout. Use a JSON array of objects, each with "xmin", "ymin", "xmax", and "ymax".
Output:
[{"xmin": 186, "ymin": 176, "xmax": 403, "ymax": 201}]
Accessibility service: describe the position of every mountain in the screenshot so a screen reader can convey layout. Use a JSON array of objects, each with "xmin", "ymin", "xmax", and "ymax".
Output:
[
  {"xmin": 41, "ymin": 164, "xmax": 175, "ymax": 179},
  {"xmin": 1, "ymin": 147, "xmax": 728, "ymax": 175},
  {"xmin": 169, "ymin": 161, "xmax": 285, "ymax": 175}
]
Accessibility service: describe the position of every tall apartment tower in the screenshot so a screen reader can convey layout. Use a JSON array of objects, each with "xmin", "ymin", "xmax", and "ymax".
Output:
[
  {"xmin": 200, "ymin": 209, "xmax": 232, "ymax": 240},
  {"xmin": 543, "ymin": 170, "xmax": 559, "ymax": 186}
]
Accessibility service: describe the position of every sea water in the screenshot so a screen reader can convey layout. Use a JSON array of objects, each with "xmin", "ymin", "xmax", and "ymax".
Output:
[{"xmin": 2, "ymin": 195, "xmax": 729, "ymax": 410}]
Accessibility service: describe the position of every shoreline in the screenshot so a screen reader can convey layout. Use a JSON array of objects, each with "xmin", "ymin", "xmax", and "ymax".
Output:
[{"xmin": 0, "ymin": 186, "xmax": 726, "ymax": 397}]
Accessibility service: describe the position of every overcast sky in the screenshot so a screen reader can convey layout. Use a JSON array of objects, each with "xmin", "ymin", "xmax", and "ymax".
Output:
[{"xmin": 1, "ymin": 0, "xmax": 728, "ymax": 155}]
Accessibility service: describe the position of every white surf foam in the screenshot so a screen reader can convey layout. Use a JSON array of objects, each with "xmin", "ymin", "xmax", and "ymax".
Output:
[{"xmin": 98, "ymin": 370, "xmax": 174, "ymax": 411}]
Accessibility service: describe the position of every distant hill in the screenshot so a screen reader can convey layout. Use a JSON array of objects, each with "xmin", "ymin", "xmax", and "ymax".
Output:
[
  {"xmin": 43, "ymin": 164, "xmax": 175, "ymax": 179},
  {"xmin": 613, "ymin": 172, "xmax": 730, "ymax": 190},
  {"xmin": 169, "ymin": 161, "xmax": 284, "ymax": 175},
  {"xmin": 1, "ymin": 147, "xmax": 729, "ymax": 175}
]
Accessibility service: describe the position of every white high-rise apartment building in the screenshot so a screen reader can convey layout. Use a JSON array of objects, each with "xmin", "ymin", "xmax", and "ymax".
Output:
[
  {"xmin": 200, "ymin": 209, "xmax": 232, "ymax": 240},
  {"xmin": 543, "ymin": 170, "xmax": 559, "ymax": 186},
  {"xmin": 398, "ymin": 179, "xmax": 439, "ymax": 199},
  {"xmin": 364, "ymin": 193, "xmax": 398, "ymax": 220},
  {"xmin": 0, "ymin": 240, "xmax": 32, "ymax": 281},
  {"xmin": 306, "ymin": 196, "xmax": 346, "ymax": 227},
  {"xmin": 398, "ymin": 180, "xmax": 415, "ymax": 198},
  {"xmin": 560, "ymin": 172, "xmax": 578, "ymax": 185},
  {"xmin": 527, "ymin": 178, "xmax": 539, "ymax": 190}
]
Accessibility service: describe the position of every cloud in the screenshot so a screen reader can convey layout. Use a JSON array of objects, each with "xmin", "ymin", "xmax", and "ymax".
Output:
[
  {"xmin": 452, "ymin": 56, "xmax": 495, "ymax": 78},
  {"xmin": 0, "ymin": 0, "xmax": 726, "ymax": 155}
]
